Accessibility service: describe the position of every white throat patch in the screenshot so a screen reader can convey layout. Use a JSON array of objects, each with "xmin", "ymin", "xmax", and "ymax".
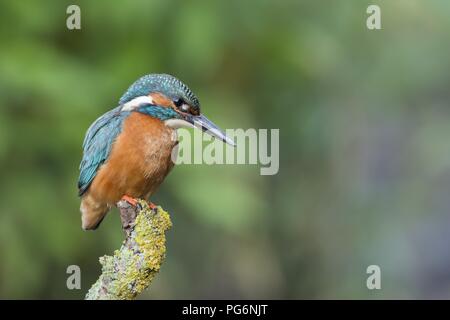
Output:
[{"xmin": 164, "ymin": 119, "xmax": 195, "ymax": 129}]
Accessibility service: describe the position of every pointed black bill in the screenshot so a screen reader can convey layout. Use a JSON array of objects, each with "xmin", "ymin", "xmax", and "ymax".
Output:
[{"xmin": 189, "ymin": 114, "xmax": 235, "ymax": 146}]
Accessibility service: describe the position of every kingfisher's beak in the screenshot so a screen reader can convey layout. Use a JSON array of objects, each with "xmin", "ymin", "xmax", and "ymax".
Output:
[{"xmin": 188, "ymin": 114, "xmax": 236, "ymax": 147}]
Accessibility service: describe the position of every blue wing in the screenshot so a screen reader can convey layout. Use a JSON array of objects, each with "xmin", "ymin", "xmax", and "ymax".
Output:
[{"xmin": 78, "ymin": 106, "xmax": 130, "ymax": 196}]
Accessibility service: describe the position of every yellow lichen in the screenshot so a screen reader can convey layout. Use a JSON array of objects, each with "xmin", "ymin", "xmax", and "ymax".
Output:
[{"xmin": 85, "ymin": 201, "xmax": 172, "ymax": 300}]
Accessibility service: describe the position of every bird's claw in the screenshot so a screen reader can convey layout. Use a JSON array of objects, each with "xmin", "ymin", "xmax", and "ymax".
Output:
[
  {"xmin": 146, "ymin": 201, "xmax": 158, "ymax": 210},
  {"xmin": 121, "ymin": 195, "xmax": 157, "ymax": 211},
  {"xmin": 121, "ymin": 195, "xmax": 138, "ymax": 207}
]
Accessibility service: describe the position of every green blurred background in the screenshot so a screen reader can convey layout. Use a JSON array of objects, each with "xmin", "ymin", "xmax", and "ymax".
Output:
[{"xmin": 1, "ymin": 0, "xmax": 450, "ymax": 299}]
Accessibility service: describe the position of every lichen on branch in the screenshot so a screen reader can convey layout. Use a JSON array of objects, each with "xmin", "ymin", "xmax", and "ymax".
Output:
[{"xmin": 85, "ymin": 200, "xmax": 172, "ymax": 300}]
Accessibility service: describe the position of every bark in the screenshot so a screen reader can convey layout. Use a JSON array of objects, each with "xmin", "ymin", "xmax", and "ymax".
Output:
[{"xmin": 85, "ymin": 200, "xmax": 172, "ymax": 300}]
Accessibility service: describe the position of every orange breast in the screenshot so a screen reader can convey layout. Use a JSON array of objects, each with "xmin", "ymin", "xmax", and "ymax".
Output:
[{"xmin": 88, "ymin": 112, "xmax": 177, "ymax": 206}]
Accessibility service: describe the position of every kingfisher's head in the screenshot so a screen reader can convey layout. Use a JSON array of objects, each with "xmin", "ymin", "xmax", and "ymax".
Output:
[{"xmin": 119, "ymin": 74, "xmax": 235, "ymax": 146}]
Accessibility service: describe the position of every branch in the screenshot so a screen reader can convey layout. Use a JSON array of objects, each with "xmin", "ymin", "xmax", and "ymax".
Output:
[{"xmin": 85, "ymin": 200, "xmax": 172, "ymax": 300}]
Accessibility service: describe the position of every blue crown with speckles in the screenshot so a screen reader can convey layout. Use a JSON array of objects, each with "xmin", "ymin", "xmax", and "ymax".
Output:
[{"xmin": 119, "ymin": 74, "xmax": 200, "ymax": 111}]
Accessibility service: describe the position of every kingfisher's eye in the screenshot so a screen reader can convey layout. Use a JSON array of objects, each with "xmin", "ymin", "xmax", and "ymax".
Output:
[
  {"xmin": 180, "ymin": 104, "xmax": 190, "ymax": 112},
  {"xmin": 174, "ymin": 98, "xmax": 184, "ymax": 107},
  {"xmin": 174, "ymin": 98, "xmax": 192, "ymax": 113}
]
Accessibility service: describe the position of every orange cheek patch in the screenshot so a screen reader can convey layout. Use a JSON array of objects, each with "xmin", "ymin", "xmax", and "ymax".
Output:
[{"xmin": 150, "ymin": 93, "xmax": 174, "ymax": 107}]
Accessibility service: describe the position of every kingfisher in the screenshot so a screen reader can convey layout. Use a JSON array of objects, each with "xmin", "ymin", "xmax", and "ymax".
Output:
[{"xmin": 78, "ymin": 74, "xmax": 235, "ymax": 230}]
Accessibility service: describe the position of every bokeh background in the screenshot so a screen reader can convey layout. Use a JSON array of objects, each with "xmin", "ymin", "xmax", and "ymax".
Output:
[{"xmin": 1, "ymin": 0, "xmax": 450, "ymax": 299}]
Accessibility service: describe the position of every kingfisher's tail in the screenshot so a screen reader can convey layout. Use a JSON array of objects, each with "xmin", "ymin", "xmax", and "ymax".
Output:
[{"xmin": 80, "ymin": 194, "xmax": 109, "ymax": 230}]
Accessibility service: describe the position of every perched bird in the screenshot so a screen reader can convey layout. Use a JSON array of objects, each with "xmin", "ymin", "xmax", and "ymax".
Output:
[{"xmin": 78, "ymin": 74, "xmax": 234, "ymax": 230}]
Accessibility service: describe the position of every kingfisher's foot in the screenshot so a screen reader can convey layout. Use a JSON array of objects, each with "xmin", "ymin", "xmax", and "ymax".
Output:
[
  {"xmin": 121, "ymin": 195, "xmax": 138, "ymax": 207},
  {"xmin": 146, "ymin": 200, "xmax": 158, "ymax": 210}
]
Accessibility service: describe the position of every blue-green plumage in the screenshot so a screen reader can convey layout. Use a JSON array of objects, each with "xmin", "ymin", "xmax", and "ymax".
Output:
[
  {"xmin": 119, "ymin": 73, "xmax": 200, "ymax": 110},
  {"xmin": 137, "ymin": 104, "xmax": 180, "ymax": 120},
  {"xmin": 78, "ymin": 106, "xmax": 130, "ymax": 195}
]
